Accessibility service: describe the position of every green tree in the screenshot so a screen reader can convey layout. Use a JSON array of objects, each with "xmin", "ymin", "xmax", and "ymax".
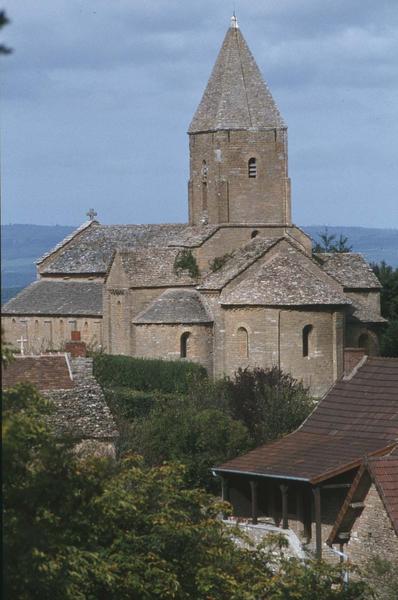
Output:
[
  {"xmin": 313, "ymin": 228, "xmax": 352, "ymax": 253},
  {"xmin": 0, "ymin": 10, "xmax": 12, "ymax": 54},
  {"xmin": 126, "ymin": 395, "xmax": 250, "ymax": 492},
  {"xmin": 372, "ymin": 261, "xmax": 398, "ymax": 357},
  {"xmin": 221, "ymin": 367, "xmax": 315, "ymax": 446},
  {"xmin": 3, "ymin": 383, "xmax": 367, "ymax": 599}
]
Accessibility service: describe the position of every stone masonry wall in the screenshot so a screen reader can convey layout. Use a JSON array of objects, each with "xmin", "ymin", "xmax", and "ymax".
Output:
[
  {"xmin": 188, "ymin": 129, "xmax": 291, "ymax": 226},
  {"xmin": 134, "ymin": 323, "xmax": 213, "ymax": 372},
  {"xmin": 3, "ymin": 315, "xmax": 103, "ymax": 354},
  {"xmin": 344, "ymin": 484, "xmax": 398, "ymax": 566}
]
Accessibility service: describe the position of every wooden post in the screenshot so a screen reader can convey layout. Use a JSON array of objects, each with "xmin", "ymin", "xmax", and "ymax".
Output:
[
  {"xmin": 220, "ymin": 477, "xmax": 229, "ymax": 520},
  {"xmin": 280, "ymin": 484, "xmax": 289, "ymax": 529},
  {"xmin": 250, "ymin": 480, "xmax": 258, "ymax": 525},
  {"xmin": 296, "ymin": 487, "xmax": 304, "ymax": 534},
  {"xmin": 221, "ymin": 477, "xmax": 229, "ymax": 503},
  {"xmin": 313, "ymin": 486, "xmax": 322, "ymax": 559}
]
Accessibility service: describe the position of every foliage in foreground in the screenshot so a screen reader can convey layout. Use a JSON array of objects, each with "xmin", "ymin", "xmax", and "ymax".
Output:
[
  {"xmin": 360, "ymin": 555, "xmax": 398, "ymax": 600},
  {"xmin": 93, "ymin": 353, "xmax": 207, "ymax": 394},
  {"xmin": 104, "ymin": 365, "xmax": 315, "ymax": 491},
  {"xmin": 3, "ymin": 383, "xmax": 366, "ymax": 600}
]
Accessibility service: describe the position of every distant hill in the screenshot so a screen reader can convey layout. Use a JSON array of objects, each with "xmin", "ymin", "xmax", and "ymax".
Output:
[{"xmin": 2, "ymin": 223, "xmax": 398, "ymax": 304}]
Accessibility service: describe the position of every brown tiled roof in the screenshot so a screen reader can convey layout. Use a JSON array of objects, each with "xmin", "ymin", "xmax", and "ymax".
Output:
[
  {"xmin": 220, "ymin": 252, "xmax": 350, "ymax": 307},
  {"xmin": 315, "ymin": 253, "xmax": 381, "ymax": 289},
  {"xmin": 215, "ymin": 358, "xmax": 398, "ymax": 483},
  {"xmin": 189, "ymin": 22, "xmax": 285, "ymax": 133},
  {"xmin": 199, "ymin": 237, "xmax": 281, "ymax": 291},
  {"xmin": 118, "ymin": 248, "xmax": 197, "ymax": 287},
  {"xmin": 134, "ymin": 289, "xmax": 212, "ymax": 324},
  {"xmin": 2, "ymin": 355, "xmax": 74, "ymax": 391},
  {"xmin": 327, "ymin": 446, "xmax": 398, "ymax": 544},
  {"xmin": 369, "ymin": 452, "xmax": 398, "ymax": 534}
]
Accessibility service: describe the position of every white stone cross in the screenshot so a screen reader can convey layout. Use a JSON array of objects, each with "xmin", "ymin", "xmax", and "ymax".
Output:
[
  {"xmin": 86, "ymin": 208, "xmax": 97, "ymax": 221},
  {"xmin": 17, "ymin": 336, "xmax": 28, "ymax": 355}
]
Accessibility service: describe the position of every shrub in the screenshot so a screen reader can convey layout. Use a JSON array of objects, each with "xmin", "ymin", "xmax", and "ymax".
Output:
[
  {"xmin": 93, "ymin": 354, "xmax": 207, "ymax": 394},
  {"xmin": 173, "ymin": 248, "xmax": 200, "ymax": 278},
  {"xmin": 221, "ymin": 367, "xmax": 315, "ymax": 446}
]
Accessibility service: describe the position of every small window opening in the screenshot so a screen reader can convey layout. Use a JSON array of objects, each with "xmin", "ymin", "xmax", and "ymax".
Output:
[
  {"xmin": 180, "ymin": 332, "xmax": 191, "ymax": 358},
  {"xmin": 248, "ymin": 157, "xmax": 257, "ymax": 178},
  {"xmin": 201, "ymin": 160, "xmax": 208, "ymax": 182},
  {"xmin": 302, "ymin": 325, "xmax": 313, "ymax": 357},
  {"xmin": 251, "ymin": 230, "xmax": 259, "ymax": 239},
  {"xmin": 237, "ymin": 327, "xmax": 249, "ymax": 358}
]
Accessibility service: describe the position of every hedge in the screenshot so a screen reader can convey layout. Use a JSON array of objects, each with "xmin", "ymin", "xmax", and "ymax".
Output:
[
  {"xmin": 103, "ymin": 387, "xmax": 159, "ymax": 421},
  {"xmin": 93, "ymin": 354, "xmax": 207, "ymax": 394}
]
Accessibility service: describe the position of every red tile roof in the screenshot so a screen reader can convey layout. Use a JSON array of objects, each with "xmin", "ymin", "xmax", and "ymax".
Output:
[
  {"xmin": 369, "ymin": 453, "xmax": 398, "ymax": 534},
  {"xmin": 327, "ymin": 446, "xmax": 398, "ymax": 544},
  {"xmin": 215, "ymin": 358, "xmax": 398, "ymax": 483},
  {"xmin": 2, "ymin": 355, "xmax": 74, "ymax": 391}
]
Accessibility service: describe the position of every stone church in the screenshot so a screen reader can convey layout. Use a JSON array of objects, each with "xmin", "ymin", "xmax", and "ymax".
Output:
[{"xmin": 3, "ymin": 17, "xmax": 385, "ymax": 396}]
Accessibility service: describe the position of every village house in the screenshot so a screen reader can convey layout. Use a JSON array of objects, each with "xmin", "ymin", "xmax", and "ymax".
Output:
[
  {"xmin": 2, "ymin": 336, "xmax": 118, "ymax": 457},
  {"xmin": 213, "ymin": 356, "xmax": 398, "ymax": 564},
  {"xmin": 2, "ymin": 16, "xmax": 385, "ymax": 397}
]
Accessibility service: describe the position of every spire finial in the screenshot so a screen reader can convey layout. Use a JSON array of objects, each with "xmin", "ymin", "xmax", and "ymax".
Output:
[{"xmin": 230, "ymin": 13, "xmax": 239, "ymax": 29}]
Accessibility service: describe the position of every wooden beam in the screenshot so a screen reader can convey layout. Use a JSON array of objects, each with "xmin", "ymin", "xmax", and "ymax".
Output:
[
  {"xmin": 280, "ymin": 484, "xmax": 289, "ymax": 530},
  {"xmin": 250, "ymin": 480, "xmax": 258, "ymax": 525},
  {"xmin": 321, "ymin": 483, "xmax": 351, "ymax": 490},
  {"xmin": 349, "ymin": 502, "xmax": 365, "ymax": 509},
  {"xmin": 313, "ymin": 486, "xmax": 322, "ymax": 559}
]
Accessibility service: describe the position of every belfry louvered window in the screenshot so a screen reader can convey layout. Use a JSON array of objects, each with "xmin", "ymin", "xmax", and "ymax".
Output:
[{"xmin": 248, "ymin": 157, "xmax": 257, "ymax": 178}]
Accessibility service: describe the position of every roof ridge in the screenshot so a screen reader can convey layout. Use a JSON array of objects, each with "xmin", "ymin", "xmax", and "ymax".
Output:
[{"xmin": 36, "ymin": 220, "xmax": 98, "ymax": 265}]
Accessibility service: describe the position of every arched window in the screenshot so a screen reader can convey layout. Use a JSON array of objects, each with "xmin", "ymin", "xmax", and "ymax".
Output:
[
  {"xmin": 251, "ymin": 230, "xmax": 259, "ymax": 239},
  {"xmin": 302, "ymin": 325, "xmax": 313, "ymax": 357},
  {"xmin": 180, "ymin": 332, "xmax": 190, "ymax": 358},
  {"xmin": 83, "ymin": 321, "xmax": 89, "ymax": 337},
  {"xmin": 358, "ymin": 333, "xmax": 377, "ymax": 356},
  {"xmin": 237, "ymin": 327, "xmax": 249, "ymax": 358},
  {"xmin": 248, "ymin": 157, "xmax": 257, "ymax": 178}
]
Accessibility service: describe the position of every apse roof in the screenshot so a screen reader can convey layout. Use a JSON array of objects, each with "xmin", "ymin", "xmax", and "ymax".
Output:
[{"xmin": 134, "ymin": 289, "xmax": 212, "ymax": 324}]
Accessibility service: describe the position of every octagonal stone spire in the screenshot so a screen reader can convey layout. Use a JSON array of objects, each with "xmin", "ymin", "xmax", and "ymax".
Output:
[{"xmin": 189, "ymin": 18, "xmax": 285, "ymax": 133}]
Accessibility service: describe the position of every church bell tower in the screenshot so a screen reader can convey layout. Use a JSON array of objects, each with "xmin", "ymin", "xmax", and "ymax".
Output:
[{"xmin": 188, "ymin": 16, "xmax": 291, "ymax": 227}]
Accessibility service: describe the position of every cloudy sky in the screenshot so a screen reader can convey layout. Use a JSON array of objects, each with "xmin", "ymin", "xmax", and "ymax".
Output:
[{"xmin": 2, "ymin": 0, "xmax": 398, "ymax": 228}]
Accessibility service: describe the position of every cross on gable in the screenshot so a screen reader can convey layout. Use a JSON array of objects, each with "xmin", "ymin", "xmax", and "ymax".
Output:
[{"xmin": 86, "ymin": 208, "xmax": 97, "ymax": 221}]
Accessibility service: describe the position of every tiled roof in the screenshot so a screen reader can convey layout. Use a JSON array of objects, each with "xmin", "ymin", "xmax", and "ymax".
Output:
[
  {"xmin": 220, "ymin": 252, "xmax": 350, "ymax": 306},
  {"xmin": 348, "ymin": 297, "xmax": 387, "ymax": 324},
  {"xmin": 134, "ymin": 289, "xmax": 212, "ymax": 324},
  {"xmin": 2, "ymin": 354, "xmax": 74, "ymax": 390},
  {"xmin": 315, "ymin": 253, "xmax": 381, "ymax": 289},
  {"xmin": 189, "ymin": 23, "xmax": 285, "ymax": 133},
  {"xmin": 2, "ymin": 280, "xmax": 103, "ymax": 316},
  {"xmin": 39, "ymin": 223, "xmax": 217, "ymax": 275},
  {"xmin": 118, "ymin": 249, "xmax": 197, "ymax": 287},
  {"xmin": 369, "ymin": 452, "xmax": 398, "ymax": 534},
  {"xmin": 327, "ymin": 445, "xmax": 398, "ymax": 544},
  {"xmin": 215, "ymin": 358, "xmax": 398, "ymax": 483},
  {"xmin": 199, "ymin": 237, "xmax": 281, "ymax": 290},
  {"xmin": 2, "ymin": 355, "xmax": 118, "ymax": 440}
]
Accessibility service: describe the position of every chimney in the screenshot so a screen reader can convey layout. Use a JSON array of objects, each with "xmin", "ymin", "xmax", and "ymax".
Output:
[
  {"xmin": 65, "ymin": 330, "xmax": 87, "ymax": 358},
  {"xmin": 344, "ymin": 348, "xmax": 366, "ymax": 376}
]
